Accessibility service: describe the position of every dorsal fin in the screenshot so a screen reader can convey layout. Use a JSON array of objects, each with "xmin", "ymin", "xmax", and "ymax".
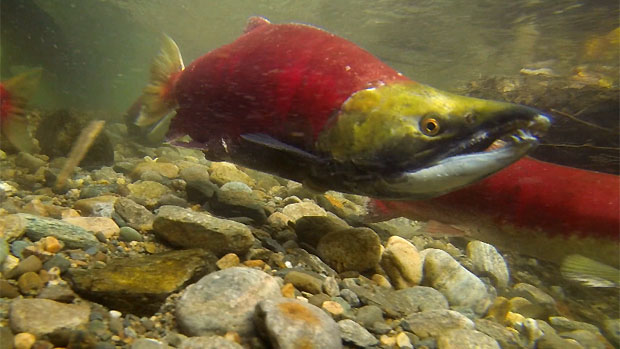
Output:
[{"xmin": 245, "ymin": 16, "xmax": 271, "ymax": 33}]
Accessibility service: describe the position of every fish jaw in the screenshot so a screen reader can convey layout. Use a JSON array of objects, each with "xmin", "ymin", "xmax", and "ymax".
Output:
[{"xmin": 315, "ymin": 82, "xmax": 551, "ymax": 199}]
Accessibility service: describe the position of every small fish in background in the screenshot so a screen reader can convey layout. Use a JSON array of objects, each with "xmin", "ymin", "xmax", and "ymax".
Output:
[
  {"xmin": 129, "ymin": 16, "xmax": 550, "ymax": 201},
  {"xmin": 0, "ymin": 68, "xmax": 42, "ymax": 153}
]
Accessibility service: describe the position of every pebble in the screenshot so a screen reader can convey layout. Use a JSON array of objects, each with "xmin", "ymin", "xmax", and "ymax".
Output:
[
  {"xmin": 6, "ymin": 255, "xmax": 42, "ymax": 279},
  {"xmin": 179, "ymin": 336, "xmax": 244, "ymax": 349},
  {"xmin": 127, "ymin": 180, "xmax": 172, "ymax": 208},
  {"xmin": 73, "ymin": 195, "xmax": 118, "ymax": 217},
  {"xmin": 322, "ymin": 276, "xmax": 340, "ymax": 297},
  {"xmin": 216, "ymin": 253, "xmax": 240, "ymax": 269},
  {"xmin": 602, "ymin": 318, "xmax": 620, "ymax": 346},
  {"xmin": 131, "ymin": 338, "xmax": 170, "ymax": 349},
  {"xmin": 293, "ymin": 214, "xmax": 350, "ymax": 247},
  {"xmin": 474, "ymin": 318, "xmax": 524, "ymax": 349},
  {"xmin": 118, "ymin": 226, "xmax": 144, "ymax": 242},
  {"xmin": 210, "ymin": 189, "xmax": 267, "ymax": 223},
  {"xmin": 367, "ymin": 217, "xmax": 423, "ymax": 240},
  {"xmin": 561, "ymin": 329, "xmax": 611, "ymax": 349},
  {"xmin": 338, "ymin": 319, "xmax": 379, "ymax": 347},
  {"xmin": 176, "ymin": 267, "xmax": 281, "ymax": 338},
  {"xmin": 0, "ymin": 279, "xmax": 20, "ymax": 298},
  {"xmin": 283, "ymin": 270, "xmax": 323, "ymax": 295},
  {"xmin": 220, "ymin": 181, "xmax": 253, "ymax": 193},
  {"xmin": 14, "ymin": 332, "xmax": 36, "ymax": 349},
  {"xmin": 63, "ymin": 216, "xmax": 120, "ymax": 239},
  {"xmin": 15, "ymin": 152, "xmax": 47, "ymax": 173},
  {"xmin": 0, "ymin": 237, "xmax": 8, "ymax": 264},
  {"xmin": 68, "ymin": 249, "xmax": 216, "ymax": 315},
  {"xmin": 281, "ymin": 202, "xmax": 327, "ymax": 222},
  {"xmin": 17, "ymin": 272, "xmax": 43, "ymax": 295},
  {"xmin": 548, "ymin": 316, "xmax": 601, "ymax": 334},
  {"xmin": 131, "ymin": 161, "xmax": 179, "ymax": 180},
  {"xmin": 181, "ymin": 167, "xmax": 217, "ymax": 203},
  {"xmin": 255, "ymin": 298, "xmax": 342, "ymax": 349},
  {"xmin": 0, "ymin": 326, "xmax": 14, "ymax": 349},
  {"xmin": 42, "ymin": 254, "xmax": 71, "ymax": 273},
  {"xmin": 340, "ymin": 288, "xmax": 361, "ymax": 307},
  {"xmin": 114, "ymin": 197, "xmax": 155, "ymax": 231},
  {"xmin": 437, "ymin": 329, "xmax": 500, "ymax": 349},
  {"xmin": 402, "ymin": 309, "xmax": 475, "ymax": 338},
  {"xmin": 396, "ymin": 286, "xmax": 449, "ymax": 313},
  {"xmin": 396, "ymin": 332, "xmax": 413, "ymax": 349},
  {"xmin": 10, "ymin": 240, "xmax": 31, "ymax": 259},
  {"xmin": 36, "ymin": 284, "xmax": 77, "ymax": 303},
  {"xmin": 511, "ymin": 283, "xmax": 556, "ymax": 316},
  {"xmin": 466, "ymin": 240, "xmax": 510, "ymax": 288},
  {"xmin": 322, "ymin": 301, "xmax": 344, "ymax": 317},
  {"xmin": 380, "ymin": 236, "xmax": 423, "ymax": 289},
  {"xmin": 39, "ymin": 236, "xmax": 62, "ymax": 253},
  {"xmin": 422, "ymin": 248, "xmax": 490, "ymax": 313},
  {"xmin": 355, "ymin": 305, "xmax": 384, "ymax": 328},
  {"xmin": 153, "ymin": 205, "xmax": 255, "ymax": 256},
  {"xmin": 209, "ymin": 162, "xmax": 255, "ymax": 187},
  {"xmin": 13, "ymin": 213, "xmax": 99, "ymax": 249},
  {"xmin": 9, "ymin": 298, "xmax": 90, "ymax": 337},
  {"xmin": 317, "ymin": 227, "xmax": 382, "ymax": 272}
]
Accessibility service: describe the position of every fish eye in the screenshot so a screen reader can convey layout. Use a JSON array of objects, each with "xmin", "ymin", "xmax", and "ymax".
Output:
[{"xmin": 420, "ymin": 117, "xmax": 441, "ymax": 136}]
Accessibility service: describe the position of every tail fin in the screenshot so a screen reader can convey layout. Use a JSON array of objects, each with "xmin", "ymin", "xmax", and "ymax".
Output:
[
  {"xmin": 561, "ymin": 254, "xmax": 619, "ymax": 288},
  {"xmin": 0, "ymin": 68, "xmax": 42, "ymax": 153},
  {"xmin": 135, "ymin": 34, "xmax": 184, "ymax": 128}
]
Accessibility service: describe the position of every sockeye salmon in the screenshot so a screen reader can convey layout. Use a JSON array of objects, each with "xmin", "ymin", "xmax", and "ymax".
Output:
[
  {"xmin": 371, "ymin": 157, "xmax": 620, "ymax": 287},
  {"xmin": 132, "ymin": 17, "xmax": 550, "ymax": 200},
  {"xmin": 0, "ymin": 68, "xmax": 42, "ymax": 153}
]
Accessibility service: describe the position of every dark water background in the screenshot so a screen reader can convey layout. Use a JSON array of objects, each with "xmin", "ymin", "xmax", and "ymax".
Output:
[{"xmin": 2, "ymin": 0, "xmax": 618, "ymax": 113}]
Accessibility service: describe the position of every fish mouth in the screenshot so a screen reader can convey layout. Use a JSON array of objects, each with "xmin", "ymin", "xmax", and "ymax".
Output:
[
  {"xmin": 362, "ymin": 112, "xmax": 551, "ymax": 200},
  {"xmin": 447, "ymin": 112, "xmax": 551, "ymax": 159}
]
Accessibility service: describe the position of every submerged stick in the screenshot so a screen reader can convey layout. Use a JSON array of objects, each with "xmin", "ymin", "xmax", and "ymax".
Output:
[{"xmin": 55, "ymin": 120, "xmax": 106, "ymax": 190}]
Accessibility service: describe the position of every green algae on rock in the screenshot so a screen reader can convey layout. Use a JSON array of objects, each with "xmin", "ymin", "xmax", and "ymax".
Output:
[{"xmin": 67, "ymin": 249, "xmax": 216, "ymax": 316}]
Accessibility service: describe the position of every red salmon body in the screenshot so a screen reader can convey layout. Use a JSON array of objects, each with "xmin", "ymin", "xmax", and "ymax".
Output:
[
  {"xmin": 372, "ymin": 157, "xmax": 620, "ymax": 265},
  {"xmin": 172, "ymin": 19, "xmax": 410, "ymax": 149}
]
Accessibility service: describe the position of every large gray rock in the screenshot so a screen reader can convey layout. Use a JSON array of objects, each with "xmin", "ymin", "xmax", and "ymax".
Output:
[
  {"xmin": 255, "ymin": 298, "xmax": 342, "ymax": 349},
  {"xmin": 422, "ymin": 249, "xmax": 490, "ymax": 313},
  {"xmin": 153, "ymin": 205, "xmax": 255, "ymax": 256},
  {"xmin": 10, "ymin": 298, "xmax": 90, "ymax": 337},
  {"xmin": 14, "ymin": 213, "xmax": 99, "ymax": 249},
  {"xmin": 176, "ymin": 267, "xmax": 281, "ymax": 338}
]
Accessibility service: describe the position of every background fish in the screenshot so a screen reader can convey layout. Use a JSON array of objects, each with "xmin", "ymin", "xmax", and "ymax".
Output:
[
  {"xmin": 370, "ymin": 157, "xmax": 620, "ymax": 287},
  {"xmin": 0, "ymin": 68, "xmax": 41, "ymax": 153}
]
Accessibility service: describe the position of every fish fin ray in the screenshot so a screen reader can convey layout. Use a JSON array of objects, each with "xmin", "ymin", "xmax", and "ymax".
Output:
[
  {"xmin": 240, "ymin": 133, "xmax": 320, "ymax": 162},
  {"xmin": 135, "ymin": 34, "xmax": 183, "ymax": 127},
  {"xmin": 245, "ymin": 16, "xmax": 271, "ymax": 33},
  {"xmin": 561, "ymin": 254, "xmax": 619, "ymax": 288}
]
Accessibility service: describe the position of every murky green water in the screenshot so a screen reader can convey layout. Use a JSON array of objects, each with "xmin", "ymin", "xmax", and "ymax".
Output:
[{"xmin": 2, "ymin": 0, "xmax": 618, "ymax": 115}]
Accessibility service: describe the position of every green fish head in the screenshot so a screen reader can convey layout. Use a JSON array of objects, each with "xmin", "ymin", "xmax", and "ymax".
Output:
[{"xmin": 316, "ymin": 82, "xmax": 551, "ymax": 199}]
